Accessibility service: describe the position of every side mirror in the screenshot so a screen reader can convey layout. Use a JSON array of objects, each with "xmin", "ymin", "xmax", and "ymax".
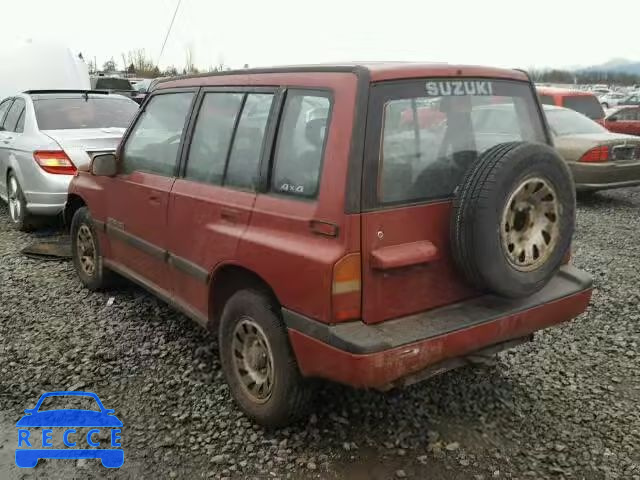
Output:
[{"xmin": 91, "ymin": 153, "xmax": 117, "ymax": 176}]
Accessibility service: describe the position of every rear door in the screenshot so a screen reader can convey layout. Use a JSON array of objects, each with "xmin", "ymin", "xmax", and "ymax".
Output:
[
  {"xmin": 167, "ymin": 88, "xmax": 276, "ymax": 318},
  {"xmin": 105, "ymin": 89, "xmax": 196, "ymax": 293},
  {"xmin": 361, "ymin": 78, "xmax": 548, "ymax": 324}
]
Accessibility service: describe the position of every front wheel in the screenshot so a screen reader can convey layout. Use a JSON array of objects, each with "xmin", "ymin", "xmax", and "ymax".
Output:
[
  {"xmin": 218, "ymin": 290, "xmax": 314, "ymax": 427},
  {"xmin": 71, "ymin": 206, "xmax": 115, "ymax": 290}
]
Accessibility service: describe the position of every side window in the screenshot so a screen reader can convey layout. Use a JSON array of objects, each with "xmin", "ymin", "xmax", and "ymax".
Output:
[
  {"xmin": 15, "ymin": 110, "xmax": 25, "ymax": 133},
  {"xmin": 0, "ymin": 99, "xmax": 13, "ymax": 128},
  {"xmin": 121, "ymin": 92, "xmax": 193, "ymax": 176},
  {"xmin": 618, "ymin": 109, "xmax": 633, "ymax": 121},
  {"xmin": 4, "ymin": 99, "xmax": 25, "ymax": 133},
  {"xmin": 184, "ymin": 93, "xmax": 244, "ymax": 185},
  {"xmin": 271, "ymin": 91, "xmax": 331, "ymax": 198},
  {"xmin": 225, "ymin": 93, "xmax": 274, "ymax": 190}
]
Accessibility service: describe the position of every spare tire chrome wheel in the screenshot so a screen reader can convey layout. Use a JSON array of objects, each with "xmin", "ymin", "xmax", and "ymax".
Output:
[
  {"xmin": 501, "ymin": 177, "xmax": 560, "ymax": 272},
  {"xmin": 451, "ymin": 142, "xmax": 575, "ymax": 299}
]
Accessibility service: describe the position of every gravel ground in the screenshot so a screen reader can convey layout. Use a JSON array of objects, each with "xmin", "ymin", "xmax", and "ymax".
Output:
[{"xmin": 0, "ymin": 188, "xmax": 639, "ymax": 480}]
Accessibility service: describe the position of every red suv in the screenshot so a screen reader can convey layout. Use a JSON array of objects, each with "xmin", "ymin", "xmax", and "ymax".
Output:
[
  {"xmin": 66, "ymin": 64, "xmax": 592, "ymax": 427},
  {"xmin": 537, "ymin": 86, "xmax": 605, "ymax": 123}
]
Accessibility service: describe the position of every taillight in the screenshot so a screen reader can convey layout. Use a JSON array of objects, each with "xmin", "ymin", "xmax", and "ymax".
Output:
[
  {"xmin": 332, "ymin": 253, "xmax": 361, "ymax": 322},
  {"xmin": 33, "ymin": 151, "xmax": 77, "ymax": 175},
  {"xmin": 579, "ymin": 146, "xmax": 609, "ymax": 163}
]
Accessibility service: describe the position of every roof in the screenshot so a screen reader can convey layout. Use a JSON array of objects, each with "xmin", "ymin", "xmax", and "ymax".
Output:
[
  {"xmin": 536, "ymin": 86, "xmax": 596, "ymax": 97},
  {"xmin": 157, "ymin": 62, "xmax": 530, "ymax": 90}
]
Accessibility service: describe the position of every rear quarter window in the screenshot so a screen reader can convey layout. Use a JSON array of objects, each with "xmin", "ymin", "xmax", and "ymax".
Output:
[{"xmin": 562, "ymin": 95, "xmax": 604, "ymax": 120}]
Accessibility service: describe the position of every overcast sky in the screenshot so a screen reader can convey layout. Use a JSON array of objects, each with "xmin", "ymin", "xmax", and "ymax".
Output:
[{"xmin": 3, "ymin": 0, "xmax": 639, "ymax": 71}]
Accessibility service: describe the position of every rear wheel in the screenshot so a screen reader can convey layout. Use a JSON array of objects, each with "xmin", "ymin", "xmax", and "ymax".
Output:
[
  {"xmin": 219, "ymin": 289, "xmax": 314, "ymax": 427},
  {"xmin": 6, "ymin": 173, "xmax": 38, "ymax": 231},
  {"xmin": 71, "ymin": 207, "xmax": 115, "ymax": 290}
]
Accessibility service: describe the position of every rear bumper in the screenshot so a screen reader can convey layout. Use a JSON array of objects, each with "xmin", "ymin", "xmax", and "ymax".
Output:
[
  {"xmin": 570, "ymin": 161, "xmax": 640, "ymax": 191},
  {"xmin": 285, "ymin": 265, "xmax": 592, "ymax": 390}
]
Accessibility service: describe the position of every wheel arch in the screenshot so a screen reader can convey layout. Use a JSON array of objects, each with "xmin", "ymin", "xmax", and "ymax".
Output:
[
  {"xmin": 64, "ymin": 193, "xmax": 87, "ymax": 229},
  {"xmin": 208, "ymin": 263, "xmax": 281, "ymax": 331}
]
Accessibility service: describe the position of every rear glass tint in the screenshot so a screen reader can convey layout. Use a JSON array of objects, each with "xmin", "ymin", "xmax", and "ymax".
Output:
[
  {"xmin": 562, "ymin": 95, "xmax": 604, "ymax": 120},
  {"xmin": 95, "ymin": 78, "xmax": 133, "ymax": 90},
  {"xmin": 33, "ymin": 97, "xmax": 139, "ymax": 130},
  {"xmin": 369, "ymin": 79, "xmax": 546, "ymax": 205}
]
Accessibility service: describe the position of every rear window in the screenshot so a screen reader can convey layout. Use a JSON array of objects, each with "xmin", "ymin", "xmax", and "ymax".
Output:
[
  {"xmin": 33, "ymin": 97, "xmax": 139, "ymax": 130},
  {"xmin": 95, "ymin": 78, "xmax": 133, "ymax": 91},
  {"xmin": 562, "ymin": 95, "xmax": 604, "ymax": 120},
  {"xmin": 539, "ymin": 95, "xmax": 556, "ymax": 106},
  {"xmin": 545, "ymin": 108, "xmax": 607, "ymax": 136},
  {"xmin": 368, "ymin": 78, "xmax": 546, "ymax": 205}
]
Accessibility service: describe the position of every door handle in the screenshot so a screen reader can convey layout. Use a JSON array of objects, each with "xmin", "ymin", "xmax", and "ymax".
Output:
[
  {"xmin": 220, "ymin": 208, "xmax": 240, "ymax": 222},
  {"xmin": 370, "ymin": 240, "xmax": 440, "ymax": 270},
  {"xmin": 148, "ymin": 194, "xmax": 161, "ymax": 204}
]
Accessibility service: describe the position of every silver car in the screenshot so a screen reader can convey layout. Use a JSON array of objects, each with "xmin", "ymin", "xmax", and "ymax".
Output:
[{"xmin": 0, "ymin": 91, "xmax": 139, "ymax": 230}]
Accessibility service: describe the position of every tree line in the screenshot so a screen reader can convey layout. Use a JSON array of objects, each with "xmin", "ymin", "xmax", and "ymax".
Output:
[
  {"xmin": 88, "ymin": 48, "xmax": 231, "ymax": 78},
  {"xmin": 528, "ymin": 68, "xmax": 640, "ymax": 86}
]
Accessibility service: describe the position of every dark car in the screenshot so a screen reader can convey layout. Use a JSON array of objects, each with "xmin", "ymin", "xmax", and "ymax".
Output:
[
  {"xmin": 90, "ymin": 76, "xmax": 137, "ymax": 102},
  {"xmin": 66, "ymin": 63, "xmax": 592, "ymax": 427}
]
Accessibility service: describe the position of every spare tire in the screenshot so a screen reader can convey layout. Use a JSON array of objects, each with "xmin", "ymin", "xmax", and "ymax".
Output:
[{"xmin": 451, "ymin": 142, "xmax": 575, "ymax": 298}]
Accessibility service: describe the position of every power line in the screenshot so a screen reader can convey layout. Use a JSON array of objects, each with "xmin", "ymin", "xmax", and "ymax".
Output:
[{"xmin": 157, "ymin": 0, "xmax": 182, "ymax": 66}]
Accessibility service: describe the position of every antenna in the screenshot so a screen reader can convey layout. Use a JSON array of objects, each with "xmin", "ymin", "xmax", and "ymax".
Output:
[{"xmin": 157, "ymin": 0, "xmax": 182, "ymax": 67}]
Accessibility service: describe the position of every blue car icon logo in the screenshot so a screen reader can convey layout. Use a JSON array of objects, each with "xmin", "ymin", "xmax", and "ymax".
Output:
[{"xmin": 15, "ymin": 391, "xmax": 123, "ymax": 468}]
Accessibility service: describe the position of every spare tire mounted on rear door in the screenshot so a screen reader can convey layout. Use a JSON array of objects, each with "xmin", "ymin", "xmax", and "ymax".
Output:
[{"xmin": 451, "ymin": 142, "xmax": 575, "ymax": 299}]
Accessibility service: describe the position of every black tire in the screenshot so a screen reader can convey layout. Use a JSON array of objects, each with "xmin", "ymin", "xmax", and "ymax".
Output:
[
  {"xmin": 451, "ymin": 142, "xmax": 575, "ymax": 298},
  {"xmin": 601, "ymin": 102, "xmax": 609, "ymax": 109},
  {"xmin": 6, "ymin": 172, "xmax": 39, "ymax": 232},
  {"xmin": 219, "ymin": 289, "xmax": 314, "ymax": 427},
  {"xmin": 70, "ymin": 206, "xmax": 116, "ymax": 290}
]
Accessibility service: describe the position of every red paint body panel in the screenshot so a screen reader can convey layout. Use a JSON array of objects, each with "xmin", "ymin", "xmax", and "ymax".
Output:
[
  {"xmin": 105, "ymin": 172, "xmax": 174, "ymax": 291},
  {"xmin": 361, "ymin": 201, "xmax": 477, "ymax": 324},
  {"xmin": 232, "ymin": 74, "xmax": 359, "ymax": 324},
  {"xmin": 604, "ymin": 106, "xmax": 640, "ymax": 136},
  {"xmin": 289, "ymin": 289, "xmax": 592, "ymax": 389},
  {"xmin": 168, "ymin": 180, "xmax": 256, "ymax": 317}
]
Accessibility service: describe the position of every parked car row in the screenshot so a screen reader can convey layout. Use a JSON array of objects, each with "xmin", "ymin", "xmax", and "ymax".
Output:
[{"xmin": 4, "ymin": 62, "xmax": 639, "ymax": 428}]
